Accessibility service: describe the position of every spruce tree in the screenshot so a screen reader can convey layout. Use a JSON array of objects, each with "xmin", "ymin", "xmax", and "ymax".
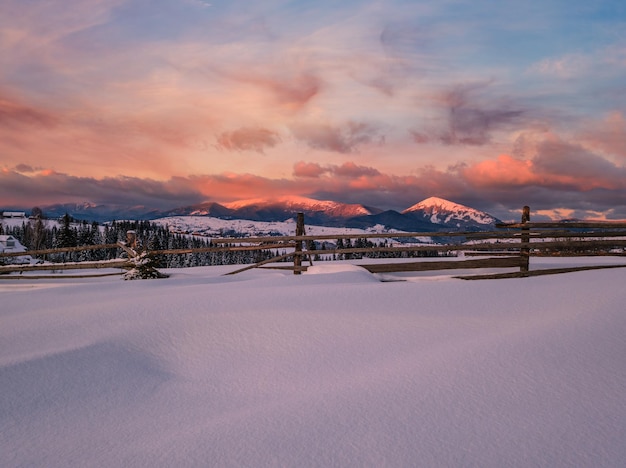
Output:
[{"xmin": 56, "ymin": 213, "xmax": 77, "ymax": 248}]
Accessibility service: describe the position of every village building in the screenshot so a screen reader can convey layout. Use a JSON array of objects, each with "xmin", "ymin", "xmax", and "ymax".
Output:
[
  {"xmin": 1, "ymin": 211, "xmax": 27, "ymax": 218},
  {"xmin": 0, "ymin": 235, "xmax": 32, "ymax": 264}
]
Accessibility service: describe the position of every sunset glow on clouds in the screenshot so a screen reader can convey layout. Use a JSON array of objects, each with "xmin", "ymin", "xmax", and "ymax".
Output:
[{"xmin": 1, "ymin": 0, "xmax": 625, "ymax": 220}]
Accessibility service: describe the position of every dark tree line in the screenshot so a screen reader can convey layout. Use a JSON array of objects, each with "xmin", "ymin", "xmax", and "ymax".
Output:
[
  {"xmin": 1, "ymin": 215, "xmax": 282, "ymax": 268},
  {"xmin": 2, "ymin": 214, "xmax": 443, "ymax": 268},
  {"xmin": 321, "ymin": 238, "xmax": 440, "ymax": 260}
]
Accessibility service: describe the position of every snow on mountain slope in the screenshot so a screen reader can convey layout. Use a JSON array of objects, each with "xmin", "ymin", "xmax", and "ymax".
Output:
[
  {"xmin": 403, "ymin": 196, "xmax": 498, "ymax": 226},
  {"xmin": 152, "ymin": 216, "xmax": 416, "ymax": 241},
  {"xmin": 223, "ymin": 196, "xmax": 373, "ymax": 218}
]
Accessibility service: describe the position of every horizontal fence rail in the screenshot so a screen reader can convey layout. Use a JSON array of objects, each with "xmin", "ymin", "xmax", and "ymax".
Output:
[
  {"xmin": 0, "ymin": 259, "xmax": 131, "ymax": 273},
  {"xmin": 0, "ymin": 243, "xmax": 121, "ymax": 258}
]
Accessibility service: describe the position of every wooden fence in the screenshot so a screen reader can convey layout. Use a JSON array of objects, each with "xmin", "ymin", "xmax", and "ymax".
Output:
[{"xmin": 2, "ymin": 207, "xmax": 626, "ymax": 279}]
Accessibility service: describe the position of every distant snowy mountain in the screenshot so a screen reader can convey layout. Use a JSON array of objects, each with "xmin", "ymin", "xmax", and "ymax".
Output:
[
  {"xmin": 39, "ymin": 203, "xmax": 162, "ymax": 222},
  {"xmin": 33, "ymin": 195, "xmax": 500, "ymax": 232},
  {"xmin": 402, "ymin": 197, "xmax": 499, "ymax": 230},
  {"xmin": 223, "ymin": 196, "xmax": 376, "ymax": 220},
  {"xmin": 156, "ymin": 196, "xmax": 377, "ymax": 226},
  {"xmin": 163, "ymin": 202, "xmax": 234, "ymax": 218},
  {"xmin": 347, "ymin": 197, "xmax": 499, "ymax": 232}
]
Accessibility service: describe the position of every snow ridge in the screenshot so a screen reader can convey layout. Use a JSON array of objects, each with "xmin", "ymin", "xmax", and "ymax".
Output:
[
  {"xmin": 402, "ymin": 196, "xmax": 497, "ymax": 226},
  {"xmin": 224, "ymin": 196, "xmax": 372, "ymax": 217}
]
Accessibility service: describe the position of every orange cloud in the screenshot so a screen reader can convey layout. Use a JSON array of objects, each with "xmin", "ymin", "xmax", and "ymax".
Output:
[
  {"xmin": 293, "ymin": 161, "xmax": 326, "ymax": 178},
  {"xmin": 334, "ymin": 161, "xmax": 381, "ymax": 178},
  {"xmin": 0, "ymin": 94, "xmax": 59, "ymax": 129},
  {"xmin": 188, "ymin": 173, "xmax": 297, "ymax": 202},
  {"xmin": 216, "ymin": 66, "xmax": 323, "ymax": 112},
  {"xmin": 216, "ymin": 127, "xmax": 282, "ymax": 153},
  {"xmin": 463, "ymin": 155, "xmax": 536, "ymax": 187},
  {"xmin": 291, "ymin": 121, "xmax": 384, "ymax": 153},
  {"xmin": 463, "ymin": 142, "xmax": 626, "ymax": 192}
]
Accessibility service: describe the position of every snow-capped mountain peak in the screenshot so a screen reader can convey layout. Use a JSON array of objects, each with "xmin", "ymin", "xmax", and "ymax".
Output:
[
  {"xmin": 224, "ymin": 196, "xmax": 373, "ymax": 217},
  {"xmin": 402, "ymin": 196, "xmax": 498, "ymax": 227},
  {"xmin": 403, "ymin": 196, "xmax": 467, "ymax": 214}
]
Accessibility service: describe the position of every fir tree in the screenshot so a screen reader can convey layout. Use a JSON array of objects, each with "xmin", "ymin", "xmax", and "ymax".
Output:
[{"xmin": 56, "ymin": 213, "xmax": 77, "ymax": 249}]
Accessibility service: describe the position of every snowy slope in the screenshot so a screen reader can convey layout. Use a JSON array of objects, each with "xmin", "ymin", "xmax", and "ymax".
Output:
[
  {"xmin": 1, "ymin": 258, "xmax": 626, "ymax": 467},
  {"xmin": 223, "ymin": 195, "xmax": 373, "ymax": 218},
  {"xmin": 403, "ymin": 196, "xmax": 498, "ymax": 227},
  {"xmin": 152, "ymin": 215, "xmax": 405, "ymax": 240}
]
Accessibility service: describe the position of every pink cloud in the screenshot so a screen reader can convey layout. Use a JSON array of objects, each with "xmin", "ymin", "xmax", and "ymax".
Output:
[
  {"xmin": 269, "ymin": 73, "xmax": 322, "ymax": 111},
  {"xmin": 216, "ymin": 127, "xmax": 282, "ymax": 153},
  {"xmin": 291, "ymin": 121, "xmax": 384, "ymax": 153},
  {"xmin": 579, "ymin": 111, "xmax": 626, "ymax": 159},
  {"xmin": 188, "ymin": 173, "xmax": 297, "ymax": 202},
  {"xmin": 462, "ymin": 140, "xmax": 626, "ymax": 192},
  {"xmin": 463, "ymin": 155, "xmax": 536, "ymax": 188},
  {"xmin": 293, "ymin": 161, "xmax": 327, "ymax": 178},
  {"xmin": 216, "ymin": 67, "xmax": 323, "ymax": 112},
  {"xmin": 333, "ymin": 162, "xmax": 381, "ymax": 178},
  {"xmin": 0, "ymin": 91, "xmax": 223, "ymax": 179},
  {"xmin": 293, "ymin": 161, "xmax": 382, "ymax": 180},
  {"xmin": 0, "ymin": 93, "xmax": 59, "ymax": 129}
]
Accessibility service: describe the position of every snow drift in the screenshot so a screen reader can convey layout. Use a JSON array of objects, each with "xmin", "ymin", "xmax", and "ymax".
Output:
[{"xmin": 1, "ymin": 258, "xmax": 625, "ymax": 467}]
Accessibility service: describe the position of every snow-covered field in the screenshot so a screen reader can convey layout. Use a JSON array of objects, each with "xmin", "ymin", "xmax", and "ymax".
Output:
[
  {"xmin": 152, "ymin": 216, "xmax": 406, "ymax": 240},
  {"xmin": 2, "ymin": 258, "xmax": 625, "ymax": 467}
]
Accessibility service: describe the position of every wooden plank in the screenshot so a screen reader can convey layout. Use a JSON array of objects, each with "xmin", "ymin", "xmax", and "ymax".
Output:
[
  {"xmin": 259, "ymin": 265, "xmax": 309, "ymax": 272},
  {"xmin": 0, "ymin": 259, "xmax": 131, "ymax": 273},
  {"xmin": 116, "ymin": 241, "xmax": 137, "ymax": 259},
  {"xmin": 309, "ymin": 239, "xmax": 626, "ymax": 256},
  {"xmin": 467, "ymin": 230, "xmax": 626, "ymax": 240},
  {"xmin": 0, "ymin": 272, "xmax": 124, "ymax": 280},
  {"xmin": 497, "ymin": 221, "xmax": 626, "ymax": 229},
  {"xmin": 360, "ymin": 256, "xmax": 522, "ymax": 273},
  {"xmin": 523, "ymin": 239, "xmax": 626, "ymax": 250},
  {"xmin": 0, "ymin": 243, "xmax": 120, "ymax": 258},
  {"xmin": 209, "ymin": 230, "xmax": 487, "ymax": 244},
  {"xmin": 150, "ymin": 243, "xmax": 294, "ymax": 255}
]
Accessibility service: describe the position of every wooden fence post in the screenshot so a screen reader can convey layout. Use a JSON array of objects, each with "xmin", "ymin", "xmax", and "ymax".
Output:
[
  {"xmin": 294, "ymin": 213, "xmax": 305, "ymax": 275},
  {"xmin": 521, "ymin": 206, "xmax": 530, "ymax": 275}
]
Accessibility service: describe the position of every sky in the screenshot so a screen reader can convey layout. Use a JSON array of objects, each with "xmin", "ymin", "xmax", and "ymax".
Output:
[{"xmin": 1, "ymin": 0, "xmax": 625, "ymax": 220}]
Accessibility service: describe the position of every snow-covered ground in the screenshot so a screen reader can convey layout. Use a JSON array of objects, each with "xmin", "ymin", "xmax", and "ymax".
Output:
[
  {"xmin": 1, "ymin": 258, "xmax": 625, "ymax": 467},
  {"xmin": 152, "ymin": 216, "xmax": 407, "ymax": 240}
]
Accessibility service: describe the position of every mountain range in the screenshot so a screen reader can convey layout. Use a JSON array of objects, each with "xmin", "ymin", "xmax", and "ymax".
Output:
[{"xmin": 35, "ymin": 196, "xmax": 500, "ymax": 232}]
